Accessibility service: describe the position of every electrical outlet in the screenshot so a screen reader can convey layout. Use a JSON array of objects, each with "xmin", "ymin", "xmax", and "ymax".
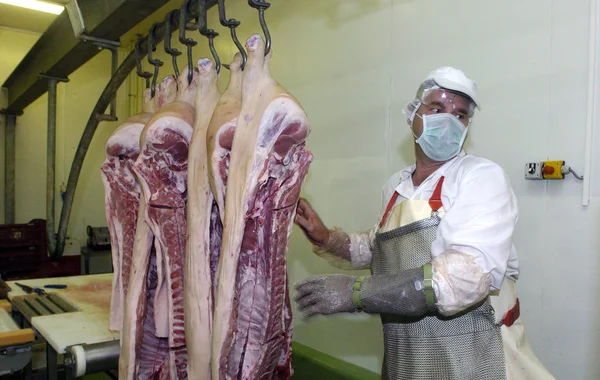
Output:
[{"xmin": 525, "ymin": 162, "xmax": 543, "ymax": 180}]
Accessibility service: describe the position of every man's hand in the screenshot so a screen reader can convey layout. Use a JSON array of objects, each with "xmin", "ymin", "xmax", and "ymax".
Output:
[
  {"xmin": 294, "ymin": 274, "xmax": 357, "ymax": 319},
  {"xmin": 294, "ymin": 198, "xmax": 330, "ymax": 246}
]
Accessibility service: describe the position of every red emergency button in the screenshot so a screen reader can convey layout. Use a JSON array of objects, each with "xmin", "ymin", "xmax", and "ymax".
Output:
[{"xmin": 543, "ymin": 166, "xmax": 555, "ymax": 175}]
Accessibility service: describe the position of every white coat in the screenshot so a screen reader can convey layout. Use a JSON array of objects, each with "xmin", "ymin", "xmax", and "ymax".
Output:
[{"xmin": 341, "ymin": 151, "xmax": 554, "ymax": 379}]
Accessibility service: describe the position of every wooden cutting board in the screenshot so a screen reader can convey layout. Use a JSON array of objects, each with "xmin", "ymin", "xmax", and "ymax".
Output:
[{"xmin": 7, "ymin": 273, "xmax": 112, "ymax": 313}]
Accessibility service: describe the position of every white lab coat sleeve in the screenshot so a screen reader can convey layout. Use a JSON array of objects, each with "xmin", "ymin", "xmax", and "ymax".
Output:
[{"xmin": 432, "ymin": 161, "xmax": 518, "ymax": 292}]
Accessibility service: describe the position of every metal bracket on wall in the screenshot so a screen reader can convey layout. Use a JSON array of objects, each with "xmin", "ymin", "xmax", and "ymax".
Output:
[
  {"xmin": 80, "ymin": 35, "xmax": 121, "ymax": 122},
  {"xmin": 0, "ymin": 109, "xmax": 24, "ymax": 116},
  {"xmin": 38, "ymin": 73, "xmax": 69, "ymax": 258},
  {"xmin": 38, "ymin": 74, "xmax": 70, "ymax": 83}
]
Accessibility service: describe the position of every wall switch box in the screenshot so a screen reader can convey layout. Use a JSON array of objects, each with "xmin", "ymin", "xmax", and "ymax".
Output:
[{"xmin": 525, "ymin": 162, "xmax": 543, "ymax": 180}]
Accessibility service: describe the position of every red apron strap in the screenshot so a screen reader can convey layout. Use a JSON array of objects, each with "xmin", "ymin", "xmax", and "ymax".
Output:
[
  {"xmin": 503, "ymin": 298, "xmax": 520, "ymax": 327},
  {"xmin": 429, "ymin": 176, "xmax": 445, "ymax": 212},
  {"xmin": 379, "ymin": 192, "xmax": 400, "ymax": 228}
]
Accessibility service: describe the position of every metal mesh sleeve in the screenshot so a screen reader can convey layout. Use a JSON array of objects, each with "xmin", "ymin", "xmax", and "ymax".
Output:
[{"xmin": 359, "ymin": 267, "xmax": 430, "ymax": 316}]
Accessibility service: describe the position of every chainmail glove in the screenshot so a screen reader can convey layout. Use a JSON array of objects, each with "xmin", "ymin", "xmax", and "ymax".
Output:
[{"xmin": 294, "ymin": 274, "xmax": 357, "ymax": 319}]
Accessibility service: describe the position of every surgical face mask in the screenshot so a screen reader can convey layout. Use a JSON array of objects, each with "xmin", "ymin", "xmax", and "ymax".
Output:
[{"xmin": 413, "ymin": 113, "xmax": 468, "ymax": 162}]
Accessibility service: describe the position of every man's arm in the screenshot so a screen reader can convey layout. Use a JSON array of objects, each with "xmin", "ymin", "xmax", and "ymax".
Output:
[
  {"xmin": 295, "ymin": 199, "xmax": 376, "ymax": 270},
  {"xmin": 432, "ymin": 161, "xmax": 517, "ymax": 316},
  {"xmin": 312, "ymin": 226, "xmax": 376, "ymax": 270}
]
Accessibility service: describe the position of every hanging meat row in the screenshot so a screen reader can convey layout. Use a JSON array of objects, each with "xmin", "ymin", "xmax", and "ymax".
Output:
[{"xmin": 101, "ymin": 21, "xmax": 312, "ymax": 379}]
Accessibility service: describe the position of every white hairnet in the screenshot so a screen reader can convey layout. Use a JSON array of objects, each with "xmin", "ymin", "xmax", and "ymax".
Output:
[{"xmin": 402, "ymin": 67, "xmax": 479, "ymax": 125}]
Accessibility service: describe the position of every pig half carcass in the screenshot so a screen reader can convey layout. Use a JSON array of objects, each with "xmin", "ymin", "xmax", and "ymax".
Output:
[
  {"xmin": 101, "ymin": 86, "xmax": 156, "ymax": 333},
  {"xmin": 184, "ymin": 57, "xmax": 222, "ymax": 380},
  {"xmin": 211, "ymin": 34, "xmax": 312, "ymax": 380},
  {"xmin": 133, "ymin": 67, "xmax": 198, "ymax": 379}
]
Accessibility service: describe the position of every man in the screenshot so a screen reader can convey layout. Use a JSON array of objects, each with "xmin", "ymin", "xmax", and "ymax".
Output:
[{"xmin": 294, "ymin": 67, "xmax": 554, "ymax": 379}]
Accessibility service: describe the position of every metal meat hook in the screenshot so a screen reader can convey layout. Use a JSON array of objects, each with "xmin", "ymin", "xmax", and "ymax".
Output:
[
  {"xmin": 135, "ymin": 38, "xmax": 153, "ymax": 89},
  {"xmin": 217, "ymin": 0, "xmax": 247, "ymax": 70},
  {"xmin": 179, "ymin": 0, "xmax": 198, "ymax": 84},
  {"xmin": 164, "ymin": 10, "xmax": 182, "ymax": 78},
  {"xmin": 148, "ymin": 23, "xmax": 164, "ymax": 97},
  {"xmin": 199, "ymin": 0, "xmax": 221, "ymax": 74},
  {"xmin": 248, "ymin": 0, "xmax": 271, "ymax": 56}
]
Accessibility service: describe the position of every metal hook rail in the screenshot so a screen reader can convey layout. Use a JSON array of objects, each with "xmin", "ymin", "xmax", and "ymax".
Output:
[
  {"xmin": 217, "ymin": 0, "xmax": 247, "ymax": 70},
  {"xmin": 179, "ymin": 0, "xmax": 198, "ymax": 84},
  {"xmin": 164, "ymin": 10, "xmax": 182, "ymax": 78},
  {"xmin": 148, "ymin": 23, "xmax": 165, "ymax": 97},
  {"xmin": 79, "ymin": 35, "xmax": 120, "ymax": 121},
  {"xmin": 54, "ymin": 0, "xmax": 222, "ymax": 260},
  {"xmin": 199, "ymin": 0, "xmax": 221, "ymax": 74},
  {"xmin": 135, "ymin": 38, "xmax": 153, "ymax": 89},
  {"xmin": 248, "ymin": 0, "xmax": 271, "ymax": 56}
]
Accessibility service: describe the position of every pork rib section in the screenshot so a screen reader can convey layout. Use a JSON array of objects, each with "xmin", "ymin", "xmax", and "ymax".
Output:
[
  {"xmin": 119, "ymin": 78, "xmax": 172, "ymax": 380},
  {"xmin": 118, "ymin": 194, "xmax": 157, "ymax": 380},
  {"xmin": 102, "ymin": 87, "xmax": 156, "ymax": 332},
  {"xmin": 212, "ymin": 35, "xmax": 312, "ymax": 380},
  {"xmin": 184, "ymin": 58, "xmax": 221, "ymax": 380},
  {"xmin": 134, "ymin": 68, "xmax": 197, "ymax": 380},
  {"xmin": 151, "ymin": 76, "xmax": 180, "ymax": 341}
]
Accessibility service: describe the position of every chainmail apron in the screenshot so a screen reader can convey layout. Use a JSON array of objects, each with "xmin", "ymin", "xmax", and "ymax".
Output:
[{"xmin": 371, "ymin": 212, "xmax": 506, "ymax": 380}]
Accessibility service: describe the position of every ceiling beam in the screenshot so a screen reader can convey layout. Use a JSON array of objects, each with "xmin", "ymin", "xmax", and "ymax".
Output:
[{"xmin": 2, "ymin": 0, "xmax": 170, "ymax": 114}]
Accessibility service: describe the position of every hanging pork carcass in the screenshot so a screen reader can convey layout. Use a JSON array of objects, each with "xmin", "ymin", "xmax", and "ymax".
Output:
[
  {"xmin": 132, "ymin": 66, "xmax": 197, "ymax": 379},
  {"xmin": 101, "ymin": 86, "xmax": 157, "ymax": 333},
  {"xmin": 184, "ymin": 56, "xmax": 222, "ymax": 380},
  {"xmin": 212, "ymin": 34, "xmax": 313, "ymax": 380}
]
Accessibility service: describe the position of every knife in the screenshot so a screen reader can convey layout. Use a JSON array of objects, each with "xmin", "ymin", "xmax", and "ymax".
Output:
[
  {"xmin": 44, "ymin": 284, "xmax": 67, "ymax": 289},
  {"xmin": 15, "ymin": 283, "xmax": 47, "ymax": 296}
]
